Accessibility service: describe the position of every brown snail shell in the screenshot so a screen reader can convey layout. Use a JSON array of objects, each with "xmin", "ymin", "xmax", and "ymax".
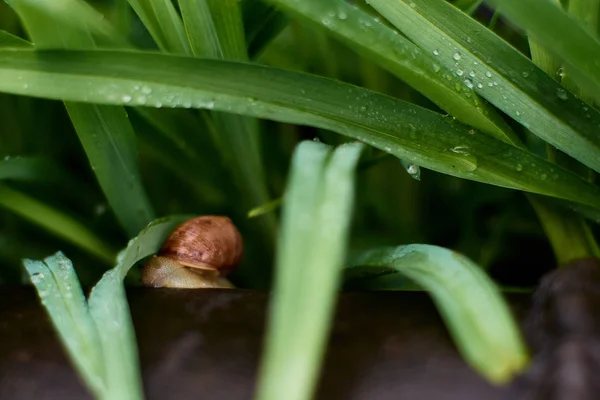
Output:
[{"xmin": 142, "ymin": 216, "xmax": 243, "ymax": 289}]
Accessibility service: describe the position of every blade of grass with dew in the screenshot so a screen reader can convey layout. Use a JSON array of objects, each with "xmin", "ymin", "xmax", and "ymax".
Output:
[
  {"xmin": 0, "ymin": 30, "xmax": 32, "ymax": 47},
  {"xmin": 9, "ymin": 0, "xmax": 156, "ymax": 237},
  {"xmin": 269, "ymin": 0, "xmax": 519, "ymax": 145},
  {"xmin": 366, "ymin": 0, "xmax": 600, "ymax": 174},
  {"xmin": 0, "ymin": 184, "xmax": 115, "ymax": 264},
  {"xmin": 23, "ymin": 253, "xmax": 105, "ymax": 398},
  {"xmin": 2, "ymin": 51, "xmax": 600, "ymax": 208},
  {"xmin": 127, "ymin": 0, "xmax": 190, "ymax": 54},
  {"xmin": 347, "ymin": 244, "xmax": 529, "ymax": 383},
  {"xmin": 486, "ymin": 0, "xmax": 600, "ymax": 95},
  {"xmin": 180, "ymin": 0, "xmax": 276, "ymax": 242},
  {"xmin": 256, "ymin": 141, "xmax": 363, "ymax": 400},
  {"xmin": 87, "ymin": 214, "xmax": 191, "ymax": 400}
]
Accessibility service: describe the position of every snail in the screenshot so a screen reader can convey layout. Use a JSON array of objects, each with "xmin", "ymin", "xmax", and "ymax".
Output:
[{"xmin": 142, "ymin": 215, "xmax": 243, "ymax": 289}]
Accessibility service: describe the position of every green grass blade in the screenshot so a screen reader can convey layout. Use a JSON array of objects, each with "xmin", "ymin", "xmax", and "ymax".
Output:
[
  {"xmin": 1, "ymin": 50, "xmax": 600, "ymax": 208},
  {"xmin": 87, "ymin": 215, "xmax": 191, "ymax": 399},
  {"xmin": 23, "ymin": 253, "xmax": 105, "ymax": 397},
  {"xmin": 0, "ymin": 183, "xmax": 115, "ymax": 264},
  {"xmin": 9, "ymin": 0, "xmax": 156, "ymax": 237},
  {"xmin": 256, "ymin": 141, "xmax": 363, "ymax": 400},
  {"xmin": 487, "ymin": 0, "xmax": 600, "ymax": 94},
  {"xmin": 126, "ymin": 0, "xmax": 190, "ymax": 54},
  {"xmin": 269, "ymin": 0, "xmax": 519, "ymax": 145},
  {"xmin": 5, "ymin": 0, "xmax": 128, "ymax": 48},
  {"xmin": 347, "ymin": 244, "xmax": 530, "ymax": 383},
  {"xmin": 179, "ymin": 0, "xmax": 276, "ymax": 244},
  {"xmin": 0, "ymin": 30, "xmax": 32, "ymax": 47},
  {"xmin": 367, "ymin": 0, "xmax": 600, "ymax": 173}
]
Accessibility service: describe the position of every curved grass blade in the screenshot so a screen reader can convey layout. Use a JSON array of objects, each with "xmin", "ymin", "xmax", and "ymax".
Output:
[
  {"xmin": 1, "ymin": 50, "xmax": 599, "ymax": 208},
  {"xmin": 0, "ymin": 183, "xmax": 115, "ymax": 264},
  {"xmin": 87, "ymin": 215, "xmax": 191, "ymax": 399},
  {"xmin": 22, "ymin": 215, "xmax": 190, "ymax": 400},
  {"xmin": 269, "ymin": 0, "xmax": 519, "ymax": 145},
  {"xmin": 9, "ymin": 0, "xmax": 156, "ymax": 237},
  {"xmin": 23, "ymin": 253, "xmax": 105, "ymax": 398},
  {"xmin": 367, "ymin": 0, "xmax": 600, "ymax": 174},
  {"xmin": 256, "ymin": 141, "xmax": 363, "ymax": 400},
  {"xmin": 347, "ymin": 244, "xmax": 529, "ymax": 383}
]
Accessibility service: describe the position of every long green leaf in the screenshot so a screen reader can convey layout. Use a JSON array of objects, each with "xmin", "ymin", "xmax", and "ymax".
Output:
[
  {"xmin": 4, "ymin": 0, "xmax": 128, "ymax": 48},
  {"xmin": 23, "ymin": 253, "xmax": 105, "ymax": 398},
  {"xmin": 9, "ymin": 0, "xmax": 156, "ymax": 237},
  {"xmin": 87, "ymin": 215, "xmax": 191, "ymax": 399},
  {"xmin": 367, "ymin": 0, "xmax": 600, "ymax": 173},
  {"xmin": 269, "ymin": 0, "xmax": 519, "ymax": 145},
  {"xmin": 0, "ymin": 183, "xmax": 115, "ymax": 263},
  {"xmin": 1, "ymin": 50, "xmax": 600, "ymax": 208},
  {"xmin": 347, "ymin": 244, "xmax": 529, "ymax": 383},
  {"xmin": 22, "ymin": 215, "xmax": 191, "ymax": 400},
  {"xmin": 179, "ymin": 0, "xmax": 276, "ymax": 244},
  {"xmin": 126, "ymin": 0, "xmax": 190, "ymax": 54},
  {"xmin": 256, "ymin": 141, "xmax": 363, "ymax": 400},
  {"xmin": 486, "ymin": 0, "xmax": 600, "ymax": 95}
]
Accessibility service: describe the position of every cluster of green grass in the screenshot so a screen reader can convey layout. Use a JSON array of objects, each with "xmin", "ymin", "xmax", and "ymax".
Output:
[{"xmin": 2, "ymin": 0, "xmax": 600, "ymax": 399}]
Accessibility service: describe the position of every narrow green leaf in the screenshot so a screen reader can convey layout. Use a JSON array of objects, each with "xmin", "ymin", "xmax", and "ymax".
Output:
[
  {"xmin": 1, "ymin": 50, "xmax": 599, "ymax": 208},
  {"xmin": 126, "ymin": 0, "xmax": 190, "ymax": 54},
  {"xmin": 347, "ymin": 244, "xmax": 530, "ymax": 383},
  {"xmin": 487, "ymin": 0, "xmax": 600, "ymax": 94},
  {"xmin": 5, "ymin": 0, "xmax": 128, "ymax": 48},
  {"xmin": 0, "ymin": 183, "xmax": 115, "ymax": 264},
  {"xmin": 9, "ymin": 0, "xmax": 156, "ymax": 237},
  {"xmin": 256, "ymin": 141, "xmax": 363, "ymax": 400},
  {"xmin": 367, "ymin": 0, "xmax": 600, "ymax": 173},
  {"xmin": 179, "ymin": 0, "xmax": 277, "ymax": 245},
  {"xmin": 269, "ymin": 0, "xmax": 519, "ymax": 145},
  {"xmin": 23, "ymin": 253, "xmax": 105, "ymax": 397},
  {"xmin": 0, "ymin": 30, "xmax": 32, "ymax": 47},
  {"xmin": 87, "ymin": 215, "xmax": 191, "ymax": 399}
]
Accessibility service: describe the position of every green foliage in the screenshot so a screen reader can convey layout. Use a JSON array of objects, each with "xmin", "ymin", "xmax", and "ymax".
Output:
[{"xmin": 3, "ymin": 0, "xmax": 600, "ymax": 398}]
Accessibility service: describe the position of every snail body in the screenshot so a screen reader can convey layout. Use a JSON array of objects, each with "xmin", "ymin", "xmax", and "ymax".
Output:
[{"xmin": 142, "ymin": 215, "xmax": 243, "ymax": 289}]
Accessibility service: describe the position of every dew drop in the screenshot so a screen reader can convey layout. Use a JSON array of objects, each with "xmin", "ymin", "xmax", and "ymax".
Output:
[
  {"xmin": 515, "ymin": 163, "xmax": 523, "ymax": 171},
  {"xmin": 556, "ymin": 88, "xmax": 568, "ymax": 100},
  {"xmin": 432, "ymin": 64, "xmax": 441, "ymax": 72},
  {"xmin": 453, "ymin": 52, "xmax": 461, "ymax": 61},
  {"xmin": 451, "ymin": 145, "xmax": 470, "ymax": 155},
  {"xmin": 433, "ymin": 49, "xmax": 440, "ymax": 56},
  {"xmin": 477, "ymin": 83, "xmax": 483, "ymax": 89},
  {"xmin": 522, "ymin": 71, "xmax": 529, "ymax": 77},
  {"xmin": 122, "ymin": 95, "xmax": 132, "ymax": 103},
  {"xmin": 338, "ymin": 11, "xmax": 347, "ymax": 20},
  {"xmin": 456, "ymin": 69, "xmax": 464, "ymax": 76},
  {"xmin": 464, "ymin": 79, "xmax": 474, "ymax": 89}
]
